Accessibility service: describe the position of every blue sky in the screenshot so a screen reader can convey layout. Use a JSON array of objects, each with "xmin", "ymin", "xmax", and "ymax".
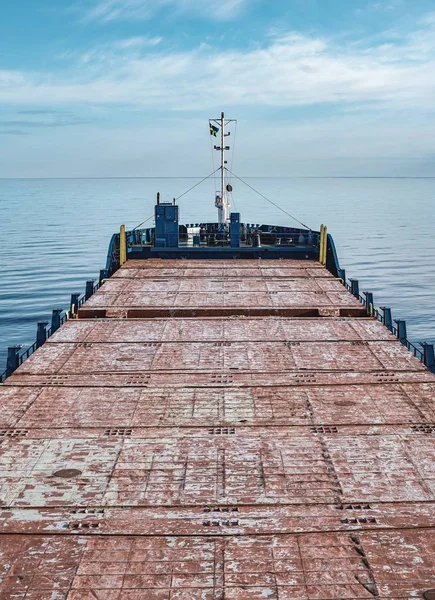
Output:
[{"xmin": 2, "ymin": 0, "xmax": 435, "ymax": 176}]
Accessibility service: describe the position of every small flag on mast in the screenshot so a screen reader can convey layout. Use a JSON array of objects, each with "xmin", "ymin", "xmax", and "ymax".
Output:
[{"xmin": 210, "ymin": 124, "xmax": 219, "ymax": 137}]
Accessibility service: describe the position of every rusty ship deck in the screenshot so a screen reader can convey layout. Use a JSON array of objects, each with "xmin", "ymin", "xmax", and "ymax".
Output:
[{"xmin": 1, "ymin": 257, "xmax": 434, "ymax": 599}]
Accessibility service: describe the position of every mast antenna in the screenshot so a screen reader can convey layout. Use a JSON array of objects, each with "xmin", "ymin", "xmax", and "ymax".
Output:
[{"xmin": 210, "ymin": 112, "xmax": 236, "ymax": 225}]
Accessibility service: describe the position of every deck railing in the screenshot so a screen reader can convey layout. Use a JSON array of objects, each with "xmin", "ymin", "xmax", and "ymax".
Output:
[
  {"xmin": 1, "ymin": 267, "xmax": 433, "ymax": 382},
  {"xmin": 0, "ymin": 279, "xmax": 102, "ymax": 383},
  {"xmin": 343, "ymin": 281, "xmax": 426, "ymax": 362}
]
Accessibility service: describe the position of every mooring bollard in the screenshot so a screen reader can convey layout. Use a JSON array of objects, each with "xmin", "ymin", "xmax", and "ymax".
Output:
[
  {"xmin": 51, "ymin": 309, "xmax": 63, "ymax": 334},
  {"xmin": 350, "ymin": 279, "xmax": 359, "ymax": 298},
  {"xmin": 85, "ymin": 280, "xmax": 95, "ymax": 300},
  {"xmin": 70, "ymin": 293, "xmax": 81, "ymax": 317},
  {"xmin": 6, "ymin": 345, "xmax": 21, "ymax": 377},
  {"xmin": 421, "ymin": 343, "xmax": 435, "ymax": 372},
  {"xmin": 394, "ymin": 319, "xmax": 407, "ymax": 345},
  {"xmin": 99, "ymin": 269, "xmax": 108, "ymax": 284},
  {"xmin": 363, "ymin": 291, "xmax": 374, "ymax": 315},
  {"xmin": 380, "ymin": 307, "xmax": 393, "ymax": 331},
  {"xmin": 36, "ymin": 321, "xmax": 49, "ymax": 349}
]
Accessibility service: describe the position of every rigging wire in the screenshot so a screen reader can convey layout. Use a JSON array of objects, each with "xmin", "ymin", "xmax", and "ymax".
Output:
[
  {"xmin": 175, "ymin": 166, "xmax": 221, "ymax": 201},
  {"xmin": 225, "ymin": 168, "xmax": 311, "ymax": 230},
  {"xmin": 132, "ymin": 212, "xmax": 156, "ymax": 231},
  {"xmin": 230, "ymin": 189, "xmax": 237, "ymax": 213},
  {"xmin": 132, "ymin": 166, "xmax": 222, "ymax": 230},
  {"xmin": 229, "ymin": 120, "xmax": 237, "ymax": 178}
]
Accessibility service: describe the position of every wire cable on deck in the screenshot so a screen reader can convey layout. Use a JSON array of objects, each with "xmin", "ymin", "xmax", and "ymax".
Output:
[
  {"xmin": 174, "ymin": 167, "xmax": 221, "ymax": 201},
  {"xmin": 225, "ymin": 168, "xmax": 311, "ymax": 230},
  {"xmin": 132, "ymin": 213, "xmax": 156, "ymax": 231},
  {"xmin": 132, "ymin": 167, "xmax": 222, "ymax": 230}
]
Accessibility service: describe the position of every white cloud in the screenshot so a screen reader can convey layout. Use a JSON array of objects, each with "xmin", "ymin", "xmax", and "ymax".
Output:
[
  {"xmin": 0, "ymin": 70, "xmax": 26, "ymax": 86},
  {"xmin": 69, "ymin": 36, "xmax": 163, "ymax": 66},
  {"xmin": 355, "ymin": 1, "xmax": 399, "ymax": 16},
  {"xmin": 2, "ymin": 18, "xmax": 435, "ymax": 114},
  {"xmin": 81, "ymin": 0, "xmax": 247, "ymax": 22},
  {"xmin": 112, "ymin": 36, "xmax": 163, "ymax": 49}
]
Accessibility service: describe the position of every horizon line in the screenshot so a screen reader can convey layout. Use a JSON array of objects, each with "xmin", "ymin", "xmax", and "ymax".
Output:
[{"xmin": 2, "ymin": 176, "xmax": 435, "ymax": 180}]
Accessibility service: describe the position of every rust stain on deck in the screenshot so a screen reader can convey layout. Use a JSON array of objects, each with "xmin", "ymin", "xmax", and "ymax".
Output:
[{"xmin": 1, "ymin": 258, "xmax": 434, "ymax": 599}]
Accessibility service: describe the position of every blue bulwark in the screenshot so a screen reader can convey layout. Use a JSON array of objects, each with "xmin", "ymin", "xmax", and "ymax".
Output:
[
  {"xmin": 230, "ymin": 212, "xmax": 240, "ymax": 248},
  {"xmin": 155, "ymin": 203, "xmax": 179, "ymax": 248}
]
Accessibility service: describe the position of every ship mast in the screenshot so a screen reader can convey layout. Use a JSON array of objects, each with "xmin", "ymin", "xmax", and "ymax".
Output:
[
  {"xmin": 211, "ymin": 112, "xmax": 236, "ymax": 225},
  {"xmin": 220, "ymin": 112, "xmax": 226, "ymax": 223}
]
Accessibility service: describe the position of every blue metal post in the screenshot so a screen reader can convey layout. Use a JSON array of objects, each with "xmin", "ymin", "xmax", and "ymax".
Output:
[
  {"xmin": 85, "ymin": 280, "xmax": 95, "ymax": 300},
  {"xmin": 350, "ymin": 279, "xmax": 359, "ymax": 298},
  {"xmin": 363, "ymin": 291, "xmax": 374, "ymax": 313},
  {"xmin": 36, "ymin": 321, "xmax": 48, "ymax": 349},
  {"xmin": 421, "ymin": 343, "xmax": 435, "ymax": 372},
  {"xmin": 395, "ymin": 320, "xmax": 407, "ymax": 345},
  {"xmin": 99, "ymin": 269, "xmax": 108, "ymax": 284},
  {"xmin": 337, "ymin": 269, "xmax": 346, "ymax": 282},
  {"xmin": 380, "ymin": 307, "xmax": 393, "ymax": 330},
  {"xmin": 51, "ymin": 309, "xmax": 63, "ymax": 334},
  {"xmin": 230, "ymin": 213, "xmax": 240, "ymax": 248},
  {"xmin": 155, "ymin": 202, "xmax": 179, "ymax": 247},
  {"xmin": 70, "ymin": 293, "xmax": 81, "ymax": 316},
  {"xmin": 6, "ymin": 345, "xmax": 21, "ymax": 377}
]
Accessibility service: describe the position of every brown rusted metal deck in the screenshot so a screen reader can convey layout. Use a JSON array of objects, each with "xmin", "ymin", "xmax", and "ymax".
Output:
[{"xmin": 0, "ymin": 258, "xmax": 434, "ymax": 599}]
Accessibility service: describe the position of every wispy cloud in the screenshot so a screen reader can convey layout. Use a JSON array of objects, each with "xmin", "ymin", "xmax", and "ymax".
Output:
[
  {"xmin": 2, "ymin": 17, "xmax": 435, "ymax": 114},
  {"xmin": 80, "ymin": 0, "xmax": 247, "ymax": 22},
  {"xmin": 0, "ymin": 130, "xmax": 28, "ymax": 136},
  {"xmin": 61, "ymin": 36, "xmax": 163, "ymax": 66},
  {"xmin": 0, "ymin": 111, "xmax": 91, "ymax": 134},
  {"xmin": 18, "ymin": 109, "xmax": 68, "ymax": 115},
  {"xmin": 112, "ymin": 36, "xmax": 162, "ymax": 49},
  {"xmin": 355, "ymin": 1, "xmax": 400, "ymax": 16}
]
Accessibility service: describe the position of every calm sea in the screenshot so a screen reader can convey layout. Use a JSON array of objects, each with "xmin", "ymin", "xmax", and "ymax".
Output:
[{"xmin": 1, "ymin": 177, "xmax": 435, "ymax": 370}]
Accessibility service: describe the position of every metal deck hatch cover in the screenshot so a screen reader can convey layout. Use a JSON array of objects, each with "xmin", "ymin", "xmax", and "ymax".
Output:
[
  {"xmin": 0, "ymin": 257, "xmax": 434, "ymax": 597},
  {"xmin": 0, "ymin": 531, "xmax": 434, "ymax": 598}
]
